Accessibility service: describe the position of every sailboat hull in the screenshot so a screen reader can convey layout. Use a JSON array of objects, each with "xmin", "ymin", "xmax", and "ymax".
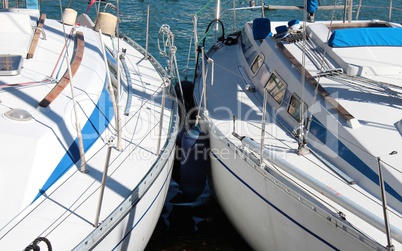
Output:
[
  {"xmin": 192, "ymin": 0, "xmax": 402, "ymax": 248},
  {"xmin": 203, "ymin": 118, "xmax": 388, "ymax": 250},
  {"xmin": 86, "ymin": 148, "xmax": 175, "ymax": 251},
  {"xmin": 0, "ymin": 3, "xmax": 180, "ymax": 250}
]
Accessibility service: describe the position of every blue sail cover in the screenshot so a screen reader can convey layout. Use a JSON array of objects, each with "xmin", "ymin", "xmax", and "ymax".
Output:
[{"xmin": 328, "ymin": 27, "xmax": 402, "ymax": 47}]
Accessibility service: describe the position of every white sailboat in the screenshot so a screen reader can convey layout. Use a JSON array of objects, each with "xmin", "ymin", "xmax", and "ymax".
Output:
[
  {"xmin": 192, "ymin": 0, "xmax": 402, "ymax": 250},
  {"xmin": 0, "ymin": 0, "xmax": 179, "ymax": 250}
]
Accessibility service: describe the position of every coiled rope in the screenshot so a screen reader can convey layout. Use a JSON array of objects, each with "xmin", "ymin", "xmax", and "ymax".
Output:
[{"xmin": 24, "ymin": 237, "xmax": 52, "ymax": 251}]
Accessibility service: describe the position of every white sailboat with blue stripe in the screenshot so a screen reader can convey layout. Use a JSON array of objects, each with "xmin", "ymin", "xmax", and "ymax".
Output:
[
  {"xmin": 192, "ymin": 0, "xmax": 402, "ymax": 250},
  {"xmin": 0, "ymin": 0, "xmax": 179, "ymax": 250}
]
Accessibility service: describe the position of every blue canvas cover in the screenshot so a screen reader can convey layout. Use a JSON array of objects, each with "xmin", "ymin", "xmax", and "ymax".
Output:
[
  {"xmin": 253, "ymin": 18, "xmax": 272, "ymax": 40},
  {"xmin": 328, "ymin": 27, "xmax": 402, "ymax": 47},
  {"xmin": 307, "ymin": 0, "xmax": 318, "ymax": 13}
]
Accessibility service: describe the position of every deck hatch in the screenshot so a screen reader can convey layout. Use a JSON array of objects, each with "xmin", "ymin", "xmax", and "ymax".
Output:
[{"xmin": 0, "ymin": 55, "xmax": 23, "ymax": 76}]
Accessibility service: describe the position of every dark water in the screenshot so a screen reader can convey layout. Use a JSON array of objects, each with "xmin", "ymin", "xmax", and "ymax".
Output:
[
  {"xmin": 39, "ymin": 1, "xmax": 402, "ymax": 250},
  {"xmin": 145, "ymin": 180, "xmax": 253, "ymax": 251}
]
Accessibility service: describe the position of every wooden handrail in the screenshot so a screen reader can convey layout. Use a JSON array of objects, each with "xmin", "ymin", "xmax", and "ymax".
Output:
[
  {"xmin": 39, "ymin": 31, "xmax": 85, "ymax": 108},
  {"xmin": 276, "ymin": 42, "xmax": 355, "ymax": 122},
  {"xmin": 27, "ymin": 13, "xmax": 46, "ymax": 59}
]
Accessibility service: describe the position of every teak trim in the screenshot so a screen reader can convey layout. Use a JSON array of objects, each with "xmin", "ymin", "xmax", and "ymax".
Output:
[
  {"xmin": 27, "ymin": 13, "xmax": 46, "ymax": 59},
  {"xmin": 39, "ymin": 31, "xmax": 85, "ymax": 108}
]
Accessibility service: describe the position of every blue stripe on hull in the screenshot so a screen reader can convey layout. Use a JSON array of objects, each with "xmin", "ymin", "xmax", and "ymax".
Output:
[
  {"xmin": 210, "ymin": 151, "xmax": 340, "ymax": 250},
  {"xmin": 34, "ymin": 82, "xmax": 113, "ymax": 201},
  {"xmin": 309, "ymin": 119, "xmax": 402, "ymax": 203}
]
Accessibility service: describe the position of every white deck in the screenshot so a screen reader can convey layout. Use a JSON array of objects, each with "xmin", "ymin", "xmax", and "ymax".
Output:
[
  {"xmin": 0, "ymin": 9, "xmax": 178, "ymax": 250},
  {"xmin": 194, "ymin": 18, "xmax": 402, "ymax": 250}
]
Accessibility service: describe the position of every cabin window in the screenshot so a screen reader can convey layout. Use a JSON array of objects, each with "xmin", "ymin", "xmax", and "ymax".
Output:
[
  {"xmin": 246, "ymin": 50, "xmax": 258, "ymax": 67},
  {"xmin": 241, "ymin": 28, "xmax": 254, "ymax": 58},
  {"xmin": 265, "ymin": 73, "xmax": 287, "ymax": 104},
  {"xmin": 287, "ymin": 94, "xmax": 308, "ymax": 122},
  {"xmin": 241, "ymin": 27, "xmax": 260, "ymax": 68},
  {"xmin": 251, "ymin": 54, "xmax": 264, "ymax": 74},
  {"xmin": 256, "ymin": 63, "xmax": 269, "ymax": 87}
]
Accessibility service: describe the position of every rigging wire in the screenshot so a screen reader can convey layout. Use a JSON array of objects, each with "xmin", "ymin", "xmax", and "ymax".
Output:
[
  {"xmin": 245, "ymin": 119, "xmax": 402, "ymax": 222},
  {"xmin": 32, "ymin": 79, "xmax": 165, "ymax": 237},
  {"xmin": 195, "ymin": 35, "xmax": 402, "ymax": 176},
  {"xmin": 193, "ymin": 48, "xmax": 402, "ymax": 219},
  {"xmin": 59, "ymin": 0, "xmax": 87, "ymax": 173},
  {"xmin": 298, "ymin": 0, "xmax": 308, "ymax": 151},
  {"xmin": 303, "ymin": 0, "xmax": 338, "ymax": 147},
  {"xmin": 186, "ymin": 3, "xmax": 402, "ymax": 242}
]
